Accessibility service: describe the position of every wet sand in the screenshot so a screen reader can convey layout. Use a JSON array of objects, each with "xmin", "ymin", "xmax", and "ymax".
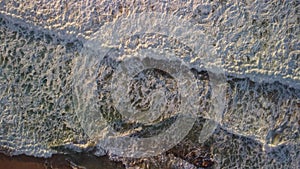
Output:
[
  {"xmin": 0, "ymin": 153, "xmax": 71, "ymax": 169},
  {"xmin": 0, "ymin": 153, "xmax": 125, "ymax": 169}
]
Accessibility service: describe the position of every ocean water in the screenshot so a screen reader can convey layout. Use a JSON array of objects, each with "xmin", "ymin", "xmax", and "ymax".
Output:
[{"xmin": 0, "ymin": 0, "xmax": 299, "ymax": 168}]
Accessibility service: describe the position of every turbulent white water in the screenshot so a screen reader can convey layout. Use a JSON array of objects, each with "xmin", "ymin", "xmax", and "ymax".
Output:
[{"xmin": 0, "ymin": 0, "xmax": 299, "ymax": 168}]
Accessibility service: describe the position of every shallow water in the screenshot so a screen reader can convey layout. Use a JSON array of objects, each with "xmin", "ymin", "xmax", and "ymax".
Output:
[{"xmin": 0, "ymin": 0, "xmax": 299, "ymax": 168}]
